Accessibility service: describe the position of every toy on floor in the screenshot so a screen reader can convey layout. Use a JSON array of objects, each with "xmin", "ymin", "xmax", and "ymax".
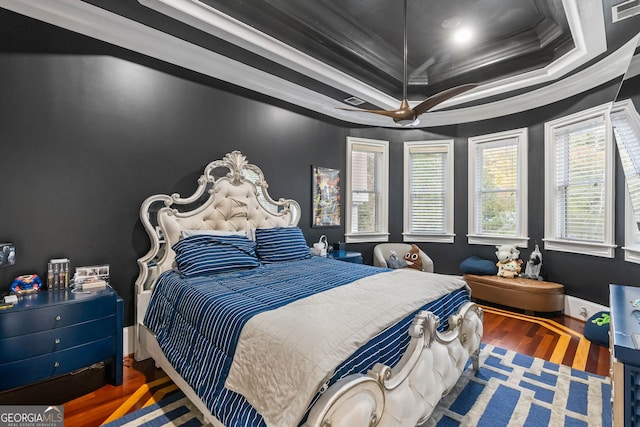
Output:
[
  {"xmin": 495, "ymin": 245, "xmax": 522, "ymax": 278},
  {"xmin": 584, "ymin": 311, "xmax": 611, "ymax": 347}
]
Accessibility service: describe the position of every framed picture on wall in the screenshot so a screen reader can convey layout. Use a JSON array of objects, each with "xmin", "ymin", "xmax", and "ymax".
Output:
[
  {"xmin": 0, "ymin": 243, "xmax": 15, "ymax": 268},
  {"xmin": 312, "ymin": 166, "xmax": 340, "ymax": 227}
]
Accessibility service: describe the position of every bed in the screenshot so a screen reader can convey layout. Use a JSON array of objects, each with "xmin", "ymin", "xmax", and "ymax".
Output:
[{"xmin": 135, "ymin": 151, "xmax": 484, "ymax": 427}]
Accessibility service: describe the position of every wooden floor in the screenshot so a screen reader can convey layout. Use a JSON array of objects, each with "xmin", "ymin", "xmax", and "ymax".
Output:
[{"xmin": 58, "ymin": 306, "xmax": 610, "ymax": 426}]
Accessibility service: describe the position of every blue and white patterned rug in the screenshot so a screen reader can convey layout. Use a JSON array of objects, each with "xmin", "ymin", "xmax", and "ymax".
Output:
[
  {"xmin": 423, "ymin": 344, "xmax": 611, "ymax": 427},
  {"xmin": 104, "ymin": 344, "xmax": 611, "ymax": 427}
]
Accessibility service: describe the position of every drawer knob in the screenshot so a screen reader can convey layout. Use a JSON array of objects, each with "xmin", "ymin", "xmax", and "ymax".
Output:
[
  {"xmin": 55, "ymin": 315, "xmax": 61, "ymax": 321},
  {"xmin": 54, "ymin": 338, "xmax": 60, "ymax": 345},
  {"xmin": 54, "ymin": 362, "xmax": 59, "ymax": 368}
]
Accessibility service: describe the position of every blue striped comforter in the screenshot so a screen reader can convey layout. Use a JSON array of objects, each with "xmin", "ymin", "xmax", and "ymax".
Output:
[{"xmin": 144, "ymin": 256, "xmax": 469, "ymax": 426}]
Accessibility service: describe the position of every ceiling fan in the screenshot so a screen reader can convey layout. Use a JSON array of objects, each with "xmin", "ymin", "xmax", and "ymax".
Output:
[{"xmin": 339, "ymin": 0, "xmax": 477, "ymax": 126}]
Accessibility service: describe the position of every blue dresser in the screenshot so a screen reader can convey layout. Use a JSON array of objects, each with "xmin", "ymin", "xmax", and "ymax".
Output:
[
  {"xmin": 0, "ymin": 288, "xmax": 123, "ymax": 392},
  {"xmin": 610, "ymin": 284, "xmax": 640, "ymax": 427}
]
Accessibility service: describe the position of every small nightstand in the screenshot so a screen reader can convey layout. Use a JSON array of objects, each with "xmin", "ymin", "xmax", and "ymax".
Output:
[
  {"xmin": 328, "ymin": 251, "xmax": 363, "ymax": 264},
  {"xmin": 0, "ymin": 287, "xmax": 123, "ymax": 392}
]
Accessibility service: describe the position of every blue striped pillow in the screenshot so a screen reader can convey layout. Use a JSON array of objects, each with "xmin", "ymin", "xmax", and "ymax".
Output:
[
  {"xmin": 255, "ymin": 227, "xmax": 311, "ymax": 262},
  {"xmin": 173, "ymin": 234, "xmax": 259, "ymax": 276}
]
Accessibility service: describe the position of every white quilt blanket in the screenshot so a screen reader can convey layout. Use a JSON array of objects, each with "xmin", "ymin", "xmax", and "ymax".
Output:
[{"xmin": 224, "ymin": 269, "xmax": 466, "ymax": 427}]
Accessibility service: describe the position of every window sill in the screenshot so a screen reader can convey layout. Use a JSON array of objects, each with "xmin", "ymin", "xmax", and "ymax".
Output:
[
  {"xmin": 543, "ymin": 238, "xmax": 616, "ymax": 258},
  {"xmin": 467, "ymin": 234, "xmax": 529, "ymax": 248},
  {"xmin": 344, "ymin": 232, "xmax": 389, "ymax": 244},
  {"xmin": 403, "ymin": 233, "xmax": 455, "ymax": 243},
  {"xmin": 623, "ymin": 246, "xmax": 640, "ymax": 264}
]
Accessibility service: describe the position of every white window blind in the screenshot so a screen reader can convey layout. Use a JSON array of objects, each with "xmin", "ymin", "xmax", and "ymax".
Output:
[
  {"xmin": 468, "ymin": 127, "xmax": 528, "ymax": 247},
  {"xmin": 345, "ymin": 137, "xmax": 389, "ymax": 243},
  {"xmin": 475, "ymin": 138, "xmax": 519, "ymax": 235},
  {"xmin": 404, "ymin": 141, "xmax": 454, "ymax": 242},
  {"xmin": 613, "ymin": 100, "xmax": 640, "ymax": 263},
  {"xmin": 551, "ymin": 116, "xmax": 606, "ymax": 242},
  {"xmin": 544, "ymin": 103, "xmax": 615, "ymax": 258},
  {"xmin": 410, "ymin": 151, "xmax": 446, "ymax": 232},
  {"xmin": 611, "ymin": 101, "xmax": 640, "ymax": 232},
  {"xmin": 350, "ymin": 145, "xmax": 382, "ymax": 234}
]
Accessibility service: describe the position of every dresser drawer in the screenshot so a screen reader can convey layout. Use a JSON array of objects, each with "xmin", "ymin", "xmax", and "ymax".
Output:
[
  {"xmin": 0, "ymin": 295, "xmax": 116, "ymax": 338},
  {"xmin": 0, "ymin": 315, "xmax": 116, "ymax": 363},
  {"xmin": 0, "ymin": 336, "xmax": 115, "ymax": 391}
]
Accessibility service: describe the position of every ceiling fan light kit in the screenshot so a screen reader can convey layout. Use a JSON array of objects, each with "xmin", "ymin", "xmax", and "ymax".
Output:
[
  {"xmin": 397, "ymin": 118, "xmax": 421, "ymax": 127},
  {"xmin": 339, "ymin": 0, "xmax": 478, "ymax": 126}
]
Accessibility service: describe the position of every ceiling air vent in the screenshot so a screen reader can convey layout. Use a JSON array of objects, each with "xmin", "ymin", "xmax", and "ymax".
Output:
[
  {"xmin": 343, "ymin": 96, "xmax": 365, "ymax": 106},
  {"xmin": 612, "ymin": 0, "xmax": 640, "ymax": 22}
]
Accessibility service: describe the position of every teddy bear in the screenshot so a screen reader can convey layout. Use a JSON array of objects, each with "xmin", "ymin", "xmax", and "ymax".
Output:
[
  {"xmin": 386, "ymin": 250, "xmax": 408, "ymax": 269},
  {"xmin": 404, "ymin": 244, "xmax": 423, "ymax": 271},
  {"xmin": 495, "ymin": 244, "xmax": 522, "ymax": 278}
]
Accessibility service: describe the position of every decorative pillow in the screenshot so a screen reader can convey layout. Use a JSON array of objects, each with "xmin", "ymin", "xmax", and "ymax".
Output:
[
  {"xmin": 459, "ymin": 256, "xmax": 498, "ymax": 275},
  {"xmin": 254, "ymin": 227, "xmax": 311, "ymax": 262},
  {"xmin": 173, "ymin": 234, "xmax": 259, "ymax": 276}
]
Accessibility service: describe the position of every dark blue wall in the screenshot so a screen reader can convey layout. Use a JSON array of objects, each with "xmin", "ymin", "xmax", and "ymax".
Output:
[{"xmin": 1, "ymin": 10, "xmax": 638, "ymax": 325}]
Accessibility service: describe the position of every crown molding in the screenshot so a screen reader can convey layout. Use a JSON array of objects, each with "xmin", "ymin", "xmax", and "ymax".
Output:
[{"xmin": 0, "ymin": 0, "xmax": 631, "ymax": 128}]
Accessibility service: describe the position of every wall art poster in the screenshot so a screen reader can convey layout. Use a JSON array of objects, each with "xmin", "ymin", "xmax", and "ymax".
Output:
[{"xmin": 312, "ymin": 166, "xmax": 340, "ymax": 227}]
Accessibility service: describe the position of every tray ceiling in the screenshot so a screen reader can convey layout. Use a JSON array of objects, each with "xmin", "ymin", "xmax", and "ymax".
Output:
[{"xmin": 1, "ymin": 0, "xmax": 639, "ymax": 127}]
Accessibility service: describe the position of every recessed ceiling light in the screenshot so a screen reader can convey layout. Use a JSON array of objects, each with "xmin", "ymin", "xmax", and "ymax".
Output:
[{"xmin": 453, "ymin": 27, "xmax": 473, "ymax": 44}]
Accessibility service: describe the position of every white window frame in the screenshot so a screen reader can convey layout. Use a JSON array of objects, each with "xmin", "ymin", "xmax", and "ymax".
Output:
[
  {"xmin": 613, "ymin": 99, "xmax": 640, "ymax": 263},
  {"xmin": 543, "ymin": 103, "xmax": 616, "ymax": 258},
  {"xmin": 467, "ymin": 128, "xmax": 529, "ymax": 247},
  {"xmin": 345, "ymin": 136, "xmax": 389, "ymax": 243},
  {"xmin": 403, "ymin": 140, "xmax": 454, "ymax": 243},
  {"xmin": 624, "ymin": 188, "xmax": 640, "ymax": 263}
]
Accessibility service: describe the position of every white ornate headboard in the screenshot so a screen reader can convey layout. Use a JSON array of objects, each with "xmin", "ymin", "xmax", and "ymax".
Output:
[{"xmin": 135, "ymin": 151, "xmax": 300, "ymax": 358}]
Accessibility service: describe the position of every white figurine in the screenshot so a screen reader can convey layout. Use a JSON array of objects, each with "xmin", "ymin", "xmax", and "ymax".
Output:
[{"xmin": 522, "ymin": 243, "xmax": 543, "ymax": 280}]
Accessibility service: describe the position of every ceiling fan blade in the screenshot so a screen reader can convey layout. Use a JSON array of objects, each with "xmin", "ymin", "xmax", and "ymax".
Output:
[
  {"xmin": 337, "ymin": 0, "xmax": 477, "ymax": 127},
  {"xmin": 337, "ymin": 107, "xmax": 406, "ymax": 119},
  {"xmin": 412, "ymin": 83, "xmax": 478, "ymax": 116},
  {"xmin": 338, "ymin": 103, "xmax": 419, "ymax": 123}
]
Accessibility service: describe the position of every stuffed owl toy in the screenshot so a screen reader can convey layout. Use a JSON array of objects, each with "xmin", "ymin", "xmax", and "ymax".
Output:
[{"xmin": 404, "ymin": 244, "xmax": 423, "ymax": 271}]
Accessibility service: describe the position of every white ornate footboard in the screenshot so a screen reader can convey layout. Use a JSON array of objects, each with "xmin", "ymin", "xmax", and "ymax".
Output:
[{"xmin": 305, "ymin": 302, "xmax": 484, "ymax": 427}]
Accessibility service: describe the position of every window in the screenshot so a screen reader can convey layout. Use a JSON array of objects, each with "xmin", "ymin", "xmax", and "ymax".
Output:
[
  {"xmin": 468, "ymin": 128, "xmax": 528, "ymax": 247},
  {"xmin": 612, "ymin": 99, "xmax": 640, "ymax": 263},
  {"xmin": 403, "ymin": 140, "xmax": 454, "ymax": 243},
  {"xmin": 625, "ymin": 188, "xmax": 640, "ymax": 263},
  {"xmin": 345, "ymin": 137, "xmax": 389, "ymax": 243},
  {"xmin": 544, "ymin": 104, "xmax": 615, "ymax": 257}
]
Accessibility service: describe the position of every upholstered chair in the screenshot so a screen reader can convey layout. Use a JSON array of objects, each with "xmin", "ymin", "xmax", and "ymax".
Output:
[{"xmin": 373, "ymin": 243, "xmax": 434, "ymax": 273}]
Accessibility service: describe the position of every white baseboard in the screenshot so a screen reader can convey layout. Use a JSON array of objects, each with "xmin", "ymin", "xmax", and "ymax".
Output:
[
  {"xmin": 123, "ymin": 325, "xmax": 135, "ymax": 356},
  {"xmin": 564, "ymin": 295, "xmax": 609, "ymax": 321}
]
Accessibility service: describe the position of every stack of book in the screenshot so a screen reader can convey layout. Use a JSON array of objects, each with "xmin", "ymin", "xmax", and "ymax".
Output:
[{"xmin": 47, "ymin": 258, "xmax": 70, "ymax": 290}]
